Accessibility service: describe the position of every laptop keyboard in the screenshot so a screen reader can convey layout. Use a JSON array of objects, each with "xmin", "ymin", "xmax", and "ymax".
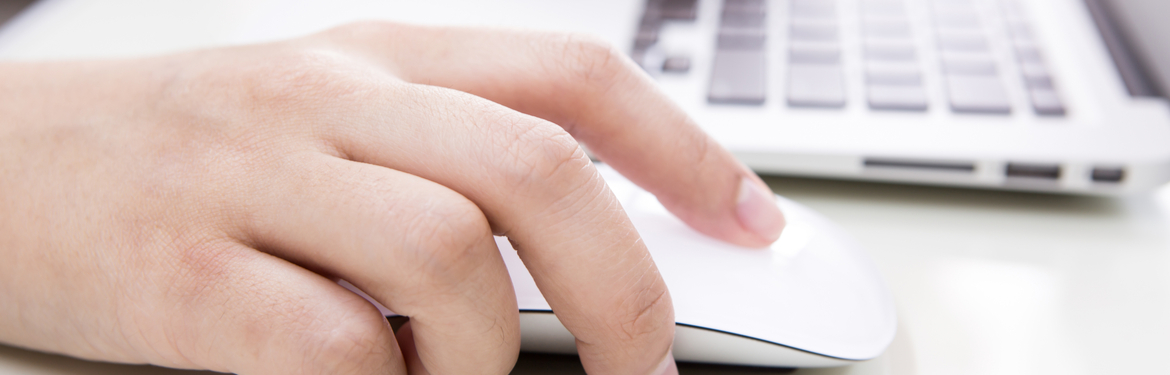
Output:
[{"xmin": 633, "ymin": 0, "xmax": 1067, "ymax": 116}]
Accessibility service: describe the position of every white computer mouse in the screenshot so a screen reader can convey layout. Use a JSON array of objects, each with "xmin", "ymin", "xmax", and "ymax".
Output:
[
  {"xmin": 344, "ymin": 165, "xmax": 897, "ymax": 368},
  {"xmin": 493, "ymin": 165, "xmax": 898, "ymax": 368}
]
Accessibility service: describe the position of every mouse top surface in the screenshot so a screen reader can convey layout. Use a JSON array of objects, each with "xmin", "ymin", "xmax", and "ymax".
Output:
[{"xmin": 495, "ymin": 165, "xmax": 897, "ymax": 364}]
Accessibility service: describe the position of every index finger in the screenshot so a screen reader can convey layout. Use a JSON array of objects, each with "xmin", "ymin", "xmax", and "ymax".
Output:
[{"xmin": 325, "ymin": 22, "xmax": 785, "ymax": 248}]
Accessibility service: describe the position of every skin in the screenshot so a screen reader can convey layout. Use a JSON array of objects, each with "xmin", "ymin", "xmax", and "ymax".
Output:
[{"xmin": 0, "ymin": 22, "xmax": 785, "ymax": 374}]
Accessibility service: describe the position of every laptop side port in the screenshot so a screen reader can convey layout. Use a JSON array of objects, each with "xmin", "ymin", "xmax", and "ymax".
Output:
[
  {"xmin": 863, "ymin": 158, "xmax": 976, "ymax": 172},
  {"xmin": 1005, "ymin": 163, "xmax": 1061, "ymax": 179},
  {"xmin": 1090, "ymin": 167, "xmax": 1125, "ymax": 183}
]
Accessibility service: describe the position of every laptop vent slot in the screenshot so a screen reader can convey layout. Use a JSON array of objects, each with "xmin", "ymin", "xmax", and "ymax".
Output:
[
  {"xmin": 1005, "ymin": 163, "xmax": 1061, "ymax": 179},
  {"xmin": 863, "ymin": 158, "xmax": 976, "ymax": 172}
]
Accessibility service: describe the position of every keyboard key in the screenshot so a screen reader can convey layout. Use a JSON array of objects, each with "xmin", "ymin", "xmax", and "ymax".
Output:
[
  {"xmin": 1028, "ymin": 88, "xmax": 1066, "ymax": 116},
  {"xmin": 930, "ymin": 1, "xmax": 978, "ymax": 16},
  {"xmin": 932, "ymin": 12, "xmax": 981, "ymax": 30},
  {"xmin": 945, "ymin": 75, "xmax": 1011, "ymax": 114},
  {"xmin": 1006, "ymin": 22, "xmax": 1033, "ymax": 40},
  {"xmin": 717, "ymin": 30, "xmax": 766, "ymax": 50},
  {"xmin": 1000, "ymin": 0, "xmax": 1026, "ymax": 18},
  {"xmin": 865, "ymin": 42, "xmax": 916, "ymax": 61},
  {"xmin": 632, "ymin": 6, "xmax": 661, "ymax": 53},
  {"xmin": 941, "ymin": 56, "xmax": 998, "ymax": 75},
  {"xmin": 790, "ymin": 22, "xmax": 839, "ymax": 42},
  {"xmin": 1013, "ymin": 45, "xmax": 1043, "ymax": 63},
  {"xmin": 726, "ymin": 0, "xmax": 765, "ymax": 8},
  {"xmin": 1023, "ymin": 74, "xmax": 1054, "ymax": 89},
  {"xmin": 639, "ymin": 11, "xmax": 662, "ymax": 27},
  {"xmin": 790, "ymin": 45, "xmax": 841, "ymax": 64},
  {"xmin": 709, "ymin": 50, "xmax": 767, "ymax": 104},
  {"xmin": 722, "ymin": 10, "xmax": 766, "ymax": 28},
  {"xmin": 662, "ymin": 56, "xmax": 691, "ymax": 73},
  {"xmin": 791, "ymin": 0, "xmax": 835, "ymax": 19},
  {"xmin": 1002, "ymin": 11, "xmax": 1028, "ymax": 27},
  {"xmin": 931, "ymin": 0, "xmax": 976, "ymax": 6},
  {"xmin": 724, "ymin": 0, "xmax": 766, "ymax": 13},
  {"xmin": 868, "ymin": 85, "xmax": 929, "ymax": 111},
  {"xmin": 1018, "ymin": 61, "xmax": 1047, "ymax": 78},
  {"xmin": 866, "ymin": 64, "xmax": 923, "ymax": 85},
  {"xmin": 721, "ymin": 0, "xmax": 767, "ymax": 30},
  {"xmin": 1018, "ymin": 62, "xmax": 1055, "ymax": 88},
  {"xmin": 659, "ymin": 0, "xmax": 698, "ymax": 20},
  {"xmin": 630, "ymin": 50, "xmax": 649, "ymax": 69},
  {"xmin": 863, "ymin": 20, "xmax": 913, "ymax": 39},
  {"xmin": 861, "ymin": 0, "xmax": 906, "ymax": 17},
  {"xmin": 936, "ymin": 32, "xmax": 990, "ymax": 52},
  {"xmin": 788, "ymin": 64, "xmax": 846, "ymax": 107},
  {"xmin": 634, "ymin": 28, "xmax": 658, "ymax": 50}
]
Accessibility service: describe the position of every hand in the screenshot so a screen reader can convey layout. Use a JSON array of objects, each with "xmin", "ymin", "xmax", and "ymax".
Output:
[{"xmin": 0, "ymin": 22, "xmax": 785, "ymax": 374}]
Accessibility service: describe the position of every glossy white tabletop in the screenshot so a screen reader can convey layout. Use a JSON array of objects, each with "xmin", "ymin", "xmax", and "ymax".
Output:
[{"xmin": 0, "ymin": 1, "xmax": 1167, "ymax": 374}]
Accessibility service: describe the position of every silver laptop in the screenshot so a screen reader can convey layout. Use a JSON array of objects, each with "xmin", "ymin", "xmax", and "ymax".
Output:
[{"xmin": 234, "ymin": 0, "xmax": 1170, "ymax": 195}]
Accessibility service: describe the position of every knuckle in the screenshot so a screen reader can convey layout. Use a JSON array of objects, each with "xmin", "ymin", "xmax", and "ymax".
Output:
[
  {"xmin": 412, "ymin": 87, "xmax": 592, "ymax": 199},
  {"xmin": 166, "ymin": 240, "xmax": 242, "ymax": 306},
  {"xmin": 613, "ymin": 280, "xmax": 674, "ymax": 344},
  {"xmin": 162, "ymin": 49, "xmax": 371, "ymax": 114},
  {"xmin": 299, "ymin": 308, "xmax": 392, "ymax": 373},
  {"xmin": 548, "ymin": 33, "xmax": 627, "ymax": 93},
  {"xmin": 402, "ymin": 193, "xmax": 493, "ymax": 282},
  {"xmin": 142, "ymin": 241, "xmax": 241, "ymax": 364},
  {"xmin": 495, "ymin": 116, "xmax": 591, "ymax": 191},
  {"xmin": 242, "ymin": 50, "xmax": 378, "ymax": 110}
]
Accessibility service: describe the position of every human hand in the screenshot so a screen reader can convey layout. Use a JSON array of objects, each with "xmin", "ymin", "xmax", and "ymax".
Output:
[{"xmin": 0, "ymin": 22, "xmax": 785, "ymax": 374}]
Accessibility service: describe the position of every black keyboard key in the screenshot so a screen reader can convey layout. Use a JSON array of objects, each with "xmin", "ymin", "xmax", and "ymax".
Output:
[
  {"xmin": 725, "ymin": 0, "xmax": 766, "ymax": 11},
  {"xmin": 663, "ymin": 56, "xmax": 692, "ymax": 73},
  {"xmin": 633, "ymin": 28, "xmax": 658, "ymax": 50},
  {"xmin": 660, "ymin": 0, "xmax": 698, "ymax": 20},
  {"xmin": 722, "ymin": 10, "xmax": 766, "ymax": 28}
]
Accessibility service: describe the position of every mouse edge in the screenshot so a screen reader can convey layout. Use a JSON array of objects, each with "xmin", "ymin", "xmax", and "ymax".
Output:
[{"xmin": 514, "ymin": 310, "xmax": 860, "ymax": 368}]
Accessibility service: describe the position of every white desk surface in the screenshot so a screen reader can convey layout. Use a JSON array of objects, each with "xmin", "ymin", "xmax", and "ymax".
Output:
[{"xmin": 1, "ymin": 1, "xmax": 1168, "ymax": 374}]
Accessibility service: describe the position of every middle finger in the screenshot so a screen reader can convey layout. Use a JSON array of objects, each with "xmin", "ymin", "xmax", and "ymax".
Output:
[{"xmin": 320, "ymin": 80, "xmax": 676, "ymax": 374}]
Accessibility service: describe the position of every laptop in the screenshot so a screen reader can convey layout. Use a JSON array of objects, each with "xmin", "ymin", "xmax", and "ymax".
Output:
[{"xmin": 230, "ymin": 0, "xmax": 1170, "ymax": 195}]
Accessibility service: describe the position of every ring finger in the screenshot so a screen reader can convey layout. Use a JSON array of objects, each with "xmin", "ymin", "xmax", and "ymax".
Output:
[{"xmin": 240, "ymin": 151, "xmax": 520, "ymax": 375}]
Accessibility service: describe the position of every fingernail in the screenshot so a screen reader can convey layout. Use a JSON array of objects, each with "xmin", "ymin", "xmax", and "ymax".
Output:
[
  {"xmin": 736, "ymin": 177, "xmax": 785, "ymax": 243},
  {"xmin": 651, "ymin": 350, "xmax": 679, "ymax": 375}
]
